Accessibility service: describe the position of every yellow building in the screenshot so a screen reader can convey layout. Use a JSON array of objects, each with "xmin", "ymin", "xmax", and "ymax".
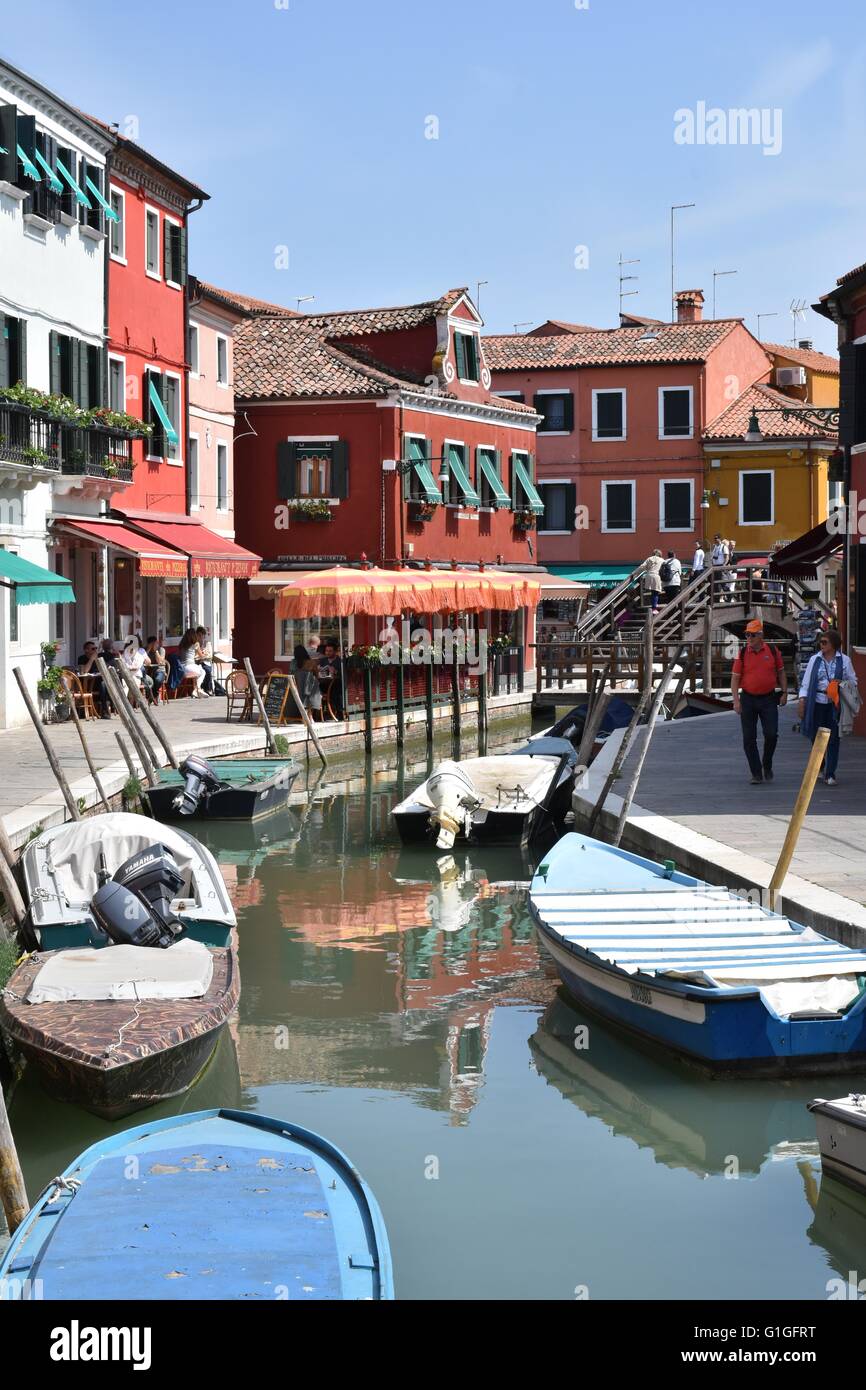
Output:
[
  {"xmin": 701, "ymin": 383, "xmax": 838, "ymax": 560},
  {"xmin": 761, "ymin": 341, "xmax": 840, "ymax": 409}
]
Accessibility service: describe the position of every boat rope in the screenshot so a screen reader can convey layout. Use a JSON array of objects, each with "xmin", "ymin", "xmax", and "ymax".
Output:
[
  {"xmin": 43, "ymin": 1175, "xmax": 81, "ymax": 1201},
  {"xmin": 103, "ymin": 997, "xmax": 143, "ymax": 1057}
]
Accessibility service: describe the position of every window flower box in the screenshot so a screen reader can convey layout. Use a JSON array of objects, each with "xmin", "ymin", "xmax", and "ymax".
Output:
[
  {"xmin": 513, "ymin": 508, "xmax": 536, "ymax": 530},
  {"xmin": 409, "ymin": 500, "xmax": 438, "ymax": 522},
  {"xmin": 287, "ymin": 499, "xmax": 332, "ymax": 521}
]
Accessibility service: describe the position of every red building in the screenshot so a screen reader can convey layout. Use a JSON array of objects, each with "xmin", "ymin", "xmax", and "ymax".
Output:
[
  {"xmin": 815, "ymin": 260, "xmax": 866, "ymax": 731},
  {"xmin": 228, "ymin": 288, "xmax": 543, "ymax": 671},
  {"xmin": 485, "ymin": 291, "xmax": 772, "ymax": 583}
]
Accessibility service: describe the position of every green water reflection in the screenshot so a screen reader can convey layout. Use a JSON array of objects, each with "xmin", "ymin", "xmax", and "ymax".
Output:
[{"xmin": 8, "ymin": 740, "xmax": 866, "ymax": 1300}]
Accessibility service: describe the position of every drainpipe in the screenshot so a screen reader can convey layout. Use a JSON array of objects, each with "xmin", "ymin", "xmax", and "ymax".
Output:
[{"xmin": 182, "ymin": 200, "xmax": 205, "ymax": 630}]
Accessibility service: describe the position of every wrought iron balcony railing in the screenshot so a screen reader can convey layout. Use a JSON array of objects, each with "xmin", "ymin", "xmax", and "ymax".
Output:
[
  {"xmin": 0, "ymin": 401, "xmax": 63, "ymax": 471},
  {"xmin": 60, "ymin": 425, "xmax": 134, "ymax": 483}
]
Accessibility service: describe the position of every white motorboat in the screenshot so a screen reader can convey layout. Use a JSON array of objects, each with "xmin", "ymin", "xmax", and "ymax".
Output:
[{"xmin": 808, "ymin": 1094, "xmax": 866, "ymax": 1194}]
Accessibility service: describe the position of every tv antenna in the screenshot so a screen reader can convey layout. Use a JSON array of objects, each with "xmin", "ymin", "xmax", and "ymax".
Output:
[
  {"xmin": 618, "ymin": 254, "xmax": 639, "ymax": 320},
  {"xmin": 789, "ymin": 298, "xmax": 808, "ymax": 344}
]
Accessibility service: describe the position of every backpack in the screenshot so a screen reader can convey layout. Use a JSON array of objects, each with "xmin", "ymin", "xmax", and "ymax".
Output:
[{"xmin": 659, "ymin": 560, "xmax": 673, "ymax": 583}]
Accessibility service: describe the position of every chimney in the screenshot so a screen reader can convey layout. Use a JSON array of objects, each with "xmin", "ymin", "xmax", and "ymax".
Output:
[
  {"xmin": 675, "ymin": 289, "xmax": 704, "ymax": 324},
  {"xmin": 798, "ymin": 339, "xmax": 813, "ymax": 351}
]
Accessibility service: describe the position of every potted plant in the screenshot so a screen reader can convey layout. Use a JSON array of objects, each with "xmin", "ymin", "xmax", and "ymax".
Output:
[
  {"xmin": 288, "ymin": 499, "xmax": 332, "ymax": 521},
  {"xmin": 348, "ymin": 643, "xmax": 383, "ymax": 669},
  {"xmin": 513, "ymin": 508, "xmax": 536, "ymax": 531},
  {"xmin": 409, "ymin": 500, "xmax": 438, "ymax": 522},
  {"xmin": 36, "ymin": 663, "xmax": 69, "ymax": 723}
]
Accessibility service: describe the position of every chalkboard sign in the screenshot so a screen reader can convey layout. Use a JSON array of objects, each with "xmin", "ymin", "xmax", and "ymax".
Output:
[{"xmin": 261, "ymin": 674, "xmax": 292, "ymax": 724}]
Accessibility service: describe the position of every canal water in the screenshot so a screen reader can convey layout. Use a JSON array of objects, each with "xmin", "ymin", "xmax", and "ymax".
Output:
[{"xmin": 7, "ymin": 729, "xmax": 866, "ymax": 1300}]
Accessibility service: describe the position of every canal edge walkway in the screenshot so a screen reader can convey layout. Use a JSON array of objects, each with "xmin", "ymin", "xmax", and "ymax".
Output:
[{"xmin": 572, "ymin": 715, "xmax": 866, "ymax": 947}]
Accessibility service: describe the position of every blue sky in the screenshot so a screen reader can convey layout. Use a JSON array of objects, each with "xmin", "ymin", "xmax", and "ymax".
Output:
[{"xmin": 3, "ymin": 0, "xmax": 863, "ymax": 351}]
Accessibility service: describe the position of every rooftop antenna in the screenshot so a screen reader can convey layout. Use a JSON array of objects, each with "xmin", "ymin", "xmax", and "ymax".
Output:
[
  {"xmin": 296, "ymin": 295, "xmax": 315, "ymax": 312},
  {"xmin": 712, "ymin": 269, "xmax": 737, "ymax": 320},
  {"xmin": 789, "ymin": 298, "xmax": 808, "ymax": 345},
  {"xmin": 475, "ymin": 280, "xmax": 488, "ymax": 315},
  {"xmin": 513, "ymin": 321, "xmax": 533, "ymax": 334},
  {"xmin": 618, "ymin": 254, "xmax": 639, "ymax": 320},
  {"xmin": 756, "ymin": 311, "xmax": 779, "ymax": 341}
]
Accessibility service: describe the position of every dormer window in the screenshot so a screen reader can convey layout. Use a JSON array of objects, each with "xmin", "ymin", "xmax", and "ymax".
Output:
[{"xmin": 454, "ymin": 330, "xmax": 480, "ymax": 383}]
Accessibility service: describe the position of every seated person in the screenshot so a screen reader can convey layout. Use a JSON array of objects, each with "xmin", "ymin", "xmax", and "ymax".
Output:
[
  {"xmin": 121, "ymin": 638, "xmax": 153, "ymax": 695},
  {"xmin": 144, "ymin": 635, "xmax": 168, "ymax": 702},
  {"xmin": 177, "ymin": 628, "xmax": 208, "ymax": 697},
  {"xmin": 78, "ymin": 639, "xmax": 110, "ymax": 718},
  {"xmin": 290, "ymin": 643, "xmax": 322, "ymax": 716},
  {"xmin": 318, "ymin": 639, "xmax": 344, "ymax": 716},
  {"xmin": 194, "ymin": 626, "xmax": 215, "ymax": 694}
]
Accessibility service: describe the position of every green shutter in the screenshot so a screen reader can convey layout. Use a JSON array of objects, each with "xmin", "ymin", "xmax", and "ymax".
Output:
[
  {"xmin": 276, "ymin": 441, "xmax": 298, "ymax": 498},
  {"xmin": 0, "ymin": 315, "xmax": 8, "ymax": 391},
  {"xmin": 454, "ymin": 333, "xmax": 467, "ymax": 380},
  {"xmin": 478, "ymin": 449, "xmax": 510, "ymax": 509},
  {"xmin": 331, "ymin": 440, "xmax": 348, "ymax": 497},
  {"xmin": 164, "ymin": 219, "xmax": 174, "ymax": 281},
  {"xmin": 564, "ymin": 482, "xmax": 577, "ymax": 531},
  {"xmin": 70, "ymin": 337, "xmax": 82, "ymax": 406},
  {"xmin": 445, "ymin": 445, "xmax": 481, "ymax": 505},
  {"xmin": 0, "ymin": 105, "xmax": 16, "ymax": 184},
  {"xmin": 178, "ymin": 223, "xmax": 187, "ymax": 286},
  {"xmin": 513, "ymin": 453, "xmax": 544, "ymax": 514},
  {"xmin": 49, "ymin": 330, "xmax": 60, "ymax": 395},
  {"xmin": 401, "ymin": 436, "xmax": 412, "ymax": 501}
]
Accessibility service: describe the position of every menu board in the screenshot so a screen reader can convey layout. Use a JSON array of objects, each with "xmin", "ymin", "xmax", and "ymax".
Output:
[{"xmin": 262, "ymin": 674, "xmax": 291, "ymax": 724}]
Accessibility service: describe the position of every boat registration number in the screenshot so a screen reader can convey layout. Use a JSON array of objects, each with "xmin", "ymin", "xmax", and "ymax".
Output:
[{"xmin": 629, "ymin": 982, "xmax": 653, "ymax": 1007}]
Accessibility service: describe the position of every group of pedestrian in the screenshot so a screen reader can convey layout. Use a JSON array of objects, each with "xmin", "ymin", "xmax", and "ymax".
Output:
[
  {"xmin": 643, "ymin": 549, "xmax": 683, "ymax": 613},
  {"xmin": 733, "ymin": 619, "xmax": 860, "ymax": 787}
]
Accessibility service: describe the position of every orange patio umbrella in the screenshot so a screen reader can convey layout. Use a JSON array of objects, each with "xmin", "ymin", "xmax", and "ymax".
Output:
[{"xmin": 274, "ymin": 566, "xmax": 420, "ymax": 619}]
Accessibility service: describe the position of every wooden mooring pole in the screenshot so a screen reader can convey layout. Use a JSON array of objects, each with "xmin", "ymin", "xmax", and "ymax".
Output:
[
  {"xmin": 114, "ymin": 659, "xmax": 181, "ymax": 771},
  {"xmin": 768, "ymin": 727, "xmax": 830, "ymax": 910},
  {"xmin": 12, "ymin": 667, "xmax": 80, "ymax": 822},
  {"xmin": 286, "ymin": 674, "xmax": 328, "ymax": 769},
  {"xmin": 395, "ymin": 659, "xmax": 405, "ymax": 747},
  {"xmin": 0, "ymin": 816, "xmax": 26, "ymax": 929},
  {"xmin": 424, "ymin": 662, "xmax": 434, "ymax": 743},
  {"xmin": 99, "ymin": 663, "xmax": 160, "ymax": 788},
  {"xmin": 610, "ymin": 646, "xmax": 686, "ymax": 848},
  {"xmin": 0, "ymin": 1080, "xmax": 28, "ymax": 1236},
  {"xmin": 243, "ymin": 659, "xmax": 279, "ymax": 756},
  {"xmin": 64, "ymin": 682, "xmax": 111, "ymax": 813},
  {"xmin": 362, "ymin": 666, "xmax": 373, "ymax": 755}
]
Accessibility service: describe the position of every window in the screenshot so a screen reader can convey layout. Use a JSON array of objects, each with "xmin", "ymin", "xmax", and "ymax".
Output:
[
  {"xmin": 454, "ymin": 331, "xmax": 480, "ymax": 382},
  {"xmin": 279, "ymin": 616, "xmax": 329, "ymax": 659},
  {"xmin": 24, "ymin": 129, "xmax": 56, "ymax": 224},
  {"xmin": 77, "ymin": 160, "xmax": 103, "ymax": 233},
  {"xmin": 534, "ymin": 392, "xmax": 574, "ymax": 433},
  {"xmin": 659, "ymin": 479, "xmax": 693, "ymax": 531},
  {"xmin": 477, "ymin": 447, "xmax": 510, "ymax": 509},
  {"xmin": 0, "ymin": 315, "xmax": 27, "ymax": 389},
  {"xmin": 402, "ymin": 435, "xmax": 439, "ymax": 502},
  {"xmin": 539, "ymin": 482, "xmax": 576, "ymax": 532},
  {"xmin": 300, "ymin": 448, "xmax": 330, "ymax": 497},
  {"xmin": 109, "ymin": 187, "xmax": 125, "ymax": 260},
  {"xmin": 55, "ymin": 144, "xmax": 78, "ymax": 220},
  {"xmin": 164, "ymin": 583, "xmax": 184, "ymax": 639},
  {"xmin": 659, "ymin": 386, "xmax": 693, "ymax": 439},
  {"xmin": 592, "ymin": 389, "xmax": 626, "ymax": 441},
  {"xmin": 145, "ymin": 207, "xmax": 160, "ymax": 276},
  {"xmin": 163, "ymin": 374, "xmax": 181, "ymax": 462},
  {"xmin": 217, "ymin": 441, "xmax": 228, "ymax": 510},
  {"xmin": 218, "ymin": 578, "xmax": 229, "ymax": 643},
  {"xmin": 740, "ymin": 470, "xmax": 774, "ymax": 526},
  {"xmin": 216, "ymin": 335, "xmax": 228, "ymax": 387},
  {"xmin": 188, "ymin": 324, "xmax": 199, "ymax": 375},
  {"xmin": 164, "ymin": 217, "xmax": 185, "ymax": 287},
  {"xmin": 602, "ymin": 480, "xmax": 635, "ymax": 532},
  {"xmin": 49, "ymin": 333, "xmax": 102, "ymax": 407},
  {"xmin": 188, "ymin": 435, "xmax": 199, "ymax": 507},
  {"xmin": 108, "ymin": 356, "xmax": 125, "ymax": 412},
  {"xmin": 277, "ymin": 440, "xmax": 349, "ymax": 499}
]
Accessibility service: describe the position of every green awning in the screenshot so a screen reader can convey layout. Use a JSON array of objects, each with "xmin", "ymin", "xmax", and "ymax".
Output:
[
  {"xmin": 16, "ymin": 144, "xmax": 41, "ymax": 181},
  {"xmin": 478, "ymin": 450, "xmax": 510, "ymax": 509},
  {"xmin": 55, "ymin": 156, "xmax": 92, "ymax": 209},
  {"xmin": 84, "ymin": 175, "xmax": 120, "ymax": 222},
  {"xmin": 547, "ymin": 563, "xmax": 634, "ymax": 589},
  {"xmin": 148, "ymin": 378, "xmax": 180, "ymax": 445},
  {"xmin": 0, "ymin": 551, "xmax": 75, "ymax": 606},
  {"xmin": 446, "ymin": 445, "xmax": 481, "ymax": 506},
  {"xmin": 513, "ymin": 454, "xmax": 544, "ymax": 514},
  {"xmin": 33, "ymin": 148, "xmax": 64, "ymax": 193},
  {"xmin": 410, "ymin": 459, "xmax": 441, "ymax": 504}
]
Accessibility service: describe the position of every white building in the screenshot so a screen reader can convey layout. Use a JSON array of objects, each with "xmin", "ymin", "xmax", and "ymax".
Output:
[{"xmin": 0, "ymin": 59, "xmax": 114, "ymax": 727}]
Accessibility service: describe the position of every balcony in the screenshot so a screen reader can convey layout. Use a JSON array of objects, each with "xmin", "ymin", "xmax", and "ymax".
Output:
[
  {"xmin": 0, "ymin": 401, "xmax": 63, "ymax": 476},
  {"xmin": 60, "ymin": 426, "xmax": 134, "ymax": 484},
  {"xmin": 0, "ymin": 394, "xmax": 141, "ymax": 498}
]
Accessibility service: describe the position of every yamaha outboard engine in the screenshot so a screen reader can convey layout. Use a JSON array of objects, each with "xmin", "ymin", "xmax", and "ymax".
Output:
[
  {"xmin": 172, "ymin": 754, "xmax": 223, "ymax": 816},
  {"xmin": 91, "ymin": 846, "xmax": 185, "ymax": 949}
]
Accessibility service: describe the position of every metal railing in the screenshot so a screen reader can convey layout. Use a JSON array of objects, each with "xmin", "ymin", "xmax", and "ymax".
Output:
[
  {"xmin": 60, "ymin": 426, "xmax": 134, "ymax": 483},
  {"xmin": 0, "ymin": 402, "xmax": 62, "ymax": 471}
]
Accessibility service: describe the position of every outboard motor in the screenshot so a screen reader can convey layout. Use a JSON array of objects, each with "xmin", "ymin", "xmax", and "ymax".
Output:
[
  {"xmin": 91, "ymin": 846, "xmax": 185, "ymax": 949},
  {"xmin": 426, "ymin": 761, "xmax": 480, "ymax": 850},
  {"xmin": 172, "ymin": 754, "xmax": 223, "ymax": 816}
]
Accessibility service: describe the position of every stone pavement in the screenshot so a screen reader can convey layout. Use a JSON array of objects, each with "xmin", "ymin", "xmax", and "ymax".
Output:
[{"xmin": 618, "ymin": 702, "xmax": 866, "ymax": 907}]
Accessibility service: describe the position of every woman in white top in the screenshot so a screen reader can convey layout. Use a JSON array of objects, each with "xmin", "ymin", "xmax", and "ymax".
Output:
[
  {"xmin": 178, "ymin": 628, "xmax": 208, "ymax": 697},
  {"xmin": 121, "ymin": 638, "xmax": 151, "ymax": 693},
  {"xmin": 798, "ymin": 628, "xmax": 858, "ymax": 784}
]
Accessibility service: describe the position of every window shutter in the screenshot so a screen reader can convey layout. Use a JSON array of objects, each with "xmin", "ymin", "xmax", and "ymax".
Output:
[
  {"xmin": 562, "ymin": 393, "xmax": 574, "ymax": 432},
  {"xmin": 510, "ymin": 453, "xmax": 518, "ymax": 509},
  {"xmin": 0, "ymin": 315, "xmax": 8, "ymax": 390},
  {"xmin": 276, "ymin": 441, "xmax": 298, "ymax": 498},
  {"xmin": 48, "ymin": 330, "xmax": 60, "ymax": 395},
  {"xmin": 164, "ymin": 219, "xmax": 173, "ymax": 281},
  {"xmin": 178, "ymin": 223, "xmax": 187, "ymax": 286},
  {"xmin": 146, "ymin": 369, "xmax": 165, "ymax": 456},
  {"xmin": 401, "ymin": 436, "xmax": 412, "ymax": 501},
  {"xmin": 70, "ymin": 337, "xmax": 82, "ymax": 406},
  {"xmin": 839, "ymin": 343, "xmax": 866, "ymax": 447},
  {"xmin": 15, "ymin": 112, "xmax": 36, "ymax": 191},
  {"xmin": 97, "ymin": 346, "xmax": 106, "ymax": 408},
  {"xmin": 77, "ymin": 157, "xmax": 88, "ymax": 225},
  {"xmin": 564, "ymin": 482, "xmax": 577, "ymax": 531},
  {"xmin": 455, "ymin": 334, "xmax": 467, "ymax": 380},
  {"xmin": 331, "ymin": 440, "xmax": 348, "ymax": 497},
  {"xmin": 0, "ymin": 104, "xmax": 16, "ymax": 183}
]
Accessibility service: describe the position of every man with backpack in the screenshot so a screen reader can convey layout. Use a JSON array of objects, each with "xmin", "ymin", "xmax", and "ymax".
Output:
[
  {"xmin": 731, "ymin": 619, "xmax": 788, "ymax": 783},
  {"xmin": 660, "ymin": 550, "xmax": 682, "ymax": 606}
]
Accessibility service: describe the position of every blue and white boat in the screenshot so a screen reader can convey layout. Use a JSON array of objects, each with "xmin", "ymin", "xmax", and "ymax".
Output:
[
  {"xmin": 0, "ymin": 1109, "xmax": 393, "ymax": 1301},
  {"xmin": 529, "ymin": 833, "xmax": 866, "ymax": 1076}
]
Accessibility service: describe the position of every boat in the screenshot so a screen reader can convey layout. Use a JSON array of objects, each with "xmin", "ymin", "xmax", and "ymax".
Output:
[
  {"xmin": 808, "ymin": 1094, "xmax": 866, "ymax": 1194},
  {"xmin": 0, "ymin": 1108, "xmax": 393, "ymax": 1300},
  {"xmin": 528, "ymin": 832, "xmax": 866, "ymax": 1076},
  {"xmin": 0, "ymin": 938, "xmax": 239, "ymax": 1119},
  {"xmin": 21, "ymin": 812, "xmax": 237, "ymax": 950},
  {"xmin": 391, "ymin": 736, "xmax": 578, "ymax": 848},
  {"xmin": 142, "ymin": 754, "xmax": 299, "ymax": 822}
]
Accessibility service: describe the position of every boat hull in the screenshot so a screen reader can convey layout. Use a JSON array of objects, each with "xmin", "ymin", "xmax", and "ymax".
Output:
[
  {"xmin": 143, "ymin": 764, "xmax": 299, "ymax": 821},
  {"xmin": 809, "ymin": 1101, "xmax": 866, "ymax": 1195},
  {"xmin": 0, "ymin": 947, "xmax": 240, "ymax": 1119},
  {"xmin": 536, "ymin": 923, "xmax": 866, "ymax": 1078}
]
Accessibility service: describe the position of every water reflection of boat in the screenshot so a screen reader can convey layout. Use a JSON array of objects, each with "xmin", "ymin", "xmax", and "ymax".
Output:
[
  {"xmin": 803, "ymin": 1164, "xmax": 866, "ymax": 1286},
  {"xmin": 529, "ymin": 992, "xmax": 817, "ymax": 1177},
  {"xmin": 190, "ymin": 805, "xmax": 302, "ymax": 867}
]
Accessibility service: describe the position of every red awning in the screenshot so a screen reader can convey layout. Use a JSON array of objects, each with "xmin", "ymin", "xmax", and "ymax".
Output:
[
  {"xmin": 119, "ymin": 517, "xmax": 261, "ymax": 579},
  {"xmin": 769, "ymin": 521, "xmax": 843, "ymax": 579},
  {"xmin": 55, "ymin": 519, "xmax": 189, "ymax": 578}
]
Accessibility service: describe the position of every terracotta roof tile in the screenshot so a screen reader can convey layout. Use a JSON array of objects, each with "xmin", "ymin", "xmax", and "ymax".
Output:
[
  {"xmin": 196, "ymin": 283, "xmax": 301, "ymax": 317},
  {"xmin": 761, "ymin": 341, "xmax": 839, "ymax": 374},
  {"xmin": 484, "ymin": 319, "xmax": 744, "ymax": 371},
  {"xmin": 703, "ymin": 383, "xmax": 837, "ymax": 443},
  {"xmin": 527, "ymin": 319, "xmax": 599, "ymax": 336}
]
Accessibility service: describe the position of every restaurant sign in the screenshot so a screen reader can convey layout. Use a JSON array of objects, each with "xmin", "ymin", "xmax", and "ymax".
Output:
[
  {"xmin": 139, "ymin": 556, "xmax": 188, "ymax": 579},
  {"xmin": 191, "ymin": 556, "xmax": 261, "ymax": 579}
]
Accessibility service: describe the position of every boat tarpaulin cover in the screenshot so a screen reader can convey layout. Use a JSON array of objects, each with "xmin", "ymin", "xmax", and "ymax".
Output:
[{"xmin": 27, "ymin": 938, "xmax": 214, "ymax": 1003}]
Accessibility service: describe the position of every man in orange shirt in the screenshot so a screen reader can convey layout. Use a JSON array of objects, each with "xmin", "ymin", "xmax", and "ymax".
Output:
[{"xmin": 731, "ymin": 619, "xmax": 788, "ymax": 783}]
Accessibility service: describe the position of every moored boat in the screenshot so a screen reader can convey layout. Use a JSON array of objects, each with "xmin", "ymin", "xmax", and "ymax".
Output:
[
  {"xmin": 0, "ymin": 1108, "xmax": 393, "ymax": 1300},
  {"xmin": 392, "ymin": 737, "xmax": 578, "ymax": 848},
  {"xmin": 142, "ymin": 754, "xmax": 299, "ymax": 822},
  {"xmin": 808, "ymin": 1094, "xmax": 866, "ymax": 1194},
  {"xmin": 529, "ymin": 832, "xmax": 866, "ymax": 1076},
  {"xmin": 21, "ymin": 812, "xmax": 236, "ymax": 950}
]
